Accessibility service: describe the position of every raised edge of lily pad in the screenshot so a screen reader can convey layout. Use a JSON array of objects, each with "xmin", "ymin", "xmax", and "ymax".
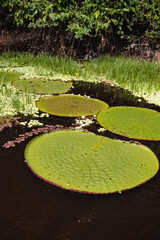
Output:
[
  {"xmin": 36, "ymin": 94, "xmax": 109, "ymax": 117},
  {"xmin": 12, "ymin": 79, "xmax": 72, "ymax": 94},
  {"xmin": 97, "ymin": 106, "xmax": 160, "ymax": 141},
  {"xmin": 24, "ymin": 130, "xmax": 159, "ymax": 194}
]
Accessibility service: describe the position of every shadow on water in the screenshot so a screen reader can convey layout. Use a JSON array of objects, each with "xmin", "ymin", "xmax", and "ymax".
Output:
[{"xmin": 0, "ymin": 81, "xmax": 160, "ymax": 240}]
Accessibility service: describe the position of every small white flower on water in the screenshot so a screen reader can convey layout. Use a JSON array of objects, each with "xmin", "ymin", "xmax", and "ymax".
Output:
[
  {"xmin": 20, "ymin": 121, "xmax": 27, "ymax": 126},
  {"xmin": 27, "ymin": 119, "xmax": 44, "ymax": 128},
  {"xmin": 33, "ymin": 113, "xmax": 39, "ymax": 118},
  {"xmin": 40, "ymin": 113, "xmax": 49, "ymax": 118},
  {"xmin": 97, "ymin": 127, "xmax": 106, "ymax": 132}
]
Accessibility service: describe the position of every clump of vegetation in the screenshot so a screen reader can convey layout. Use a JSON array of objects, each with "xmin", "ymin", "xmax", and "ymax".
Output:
[
  {"xmin": 1, "ymin": 0, "xmax": 160, "ymax": 43},
  {"xmin": 0, "ymin": 81, "xmax": 40, "ymax": 117}
]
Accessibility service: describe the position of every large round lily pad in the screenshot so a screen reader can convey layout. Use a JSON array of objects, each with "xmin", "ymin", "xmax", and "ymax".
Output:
[
  {"xmin": 0, "ymin": 71, "xmax": 20, "ymax": 83},
  {"xmin": 97, "ymin": 107, "xmax": 160, "ymax": 140},
  {"xmin": 36, "ymin": 94, "xmax": 109, "ymax": 117},
  {"xmin": 12, "ymin": 79, "xmax": 72, "ymax": 94},
  {"xmin": 24, "ymin": 130, "xmax": 159, "ymax": 194}
]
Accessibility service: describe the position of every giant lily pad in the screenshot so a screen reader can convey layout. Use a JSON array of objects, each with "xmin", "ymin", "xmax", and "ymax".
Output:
[
  {"xmin": 36, "ymin": 94, "xmax": 109, "ymax": 117},
  {"xmin": 24, "ymin": 130, "xmax": 159, "ymax": 194},
  {"xmin": 0, "ymin": 71, "xmax": 20, "ymax": 83},
  {"xmin": 97, "ymin": 106, "xmax": 160, "ymax": 140},
  {"xmin": 12, "ymin": 79, "xmax": 72, "ymax": 94}
]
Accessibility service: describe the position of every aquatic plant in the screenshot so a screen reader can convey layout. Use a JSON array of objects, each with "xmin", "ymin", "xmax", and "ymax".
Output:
[
  {"xmin": 74, "ymin": 116, "xmax": 95, "ymax": 130},
  {"xmin": 3, "ymin": 125, "xmax": 69, "ymax": 148},
  {"xmin": 97, "ymin": 107, "xmax": 160, "ymax": 141},
  {"xmin": 12, "ymin": 79, "xmax": 72, "ymax": 94},
  {"xmin": 0, "ymin": 82, "xmax": 40, "ymax": 117},
  {"xmin": 36, "ymin": 94, "xmax": 109, "ymax": 117},
  {"xmin": 0, "ymin": 116, "xmax": 20, "ymax": 132},
  {"xmin": 0, "ymin": 117, "xmax": 19, "ymax": 132},
  {"xmin": 24, "ymin": 130, "xmax": 159, "ymax": 194}
]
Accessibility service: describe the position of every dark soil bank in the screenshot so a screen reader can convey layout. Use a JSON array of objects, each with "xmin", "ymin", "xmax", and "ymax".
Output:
[
  {"xmin": 0, "ymin": 81, "xmax": 160, "ymax": 240},
  {"xmin": 0, "ymin": 28, "xmax": 159, "ymax": 61}
]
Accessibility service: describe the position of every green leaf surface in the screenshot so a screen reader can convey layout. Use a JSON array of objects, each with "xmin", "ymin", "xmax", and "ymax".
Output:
[
  {"xmin": 24, "ymin": 130, "xmax": 159, "ymax": 194},
  {"xmin": 97, "ymin": 107, "xmax": 160, "ymax": 140},
  {"xmin": 36, "ymin": 94, "xmax": 109, "ymax": 117},
  {"xmin": 12, "ymin": 79, "xmax": 72, "ymax": 94},
  {"xmin": 0, "ymin": 71, "xmax": 20, "ymax": 82}
]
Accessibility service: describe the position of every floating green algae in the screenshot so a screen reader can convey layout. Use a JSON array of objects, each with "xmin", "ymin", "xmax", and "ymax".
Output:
[
  {"xmin": 12, "ymin": 79, "xmax": 72, "ymax": 94},
  {"xmin": 0, "ymin": 71, "xmax": 20, "ymax": 83},
  {"xmin": 24, "ymin": 130, "xmax": 159, "ymax": 194},
  {"xmin": 97, "ymin": 107, "xmax": 160, "ymax": 140},
  {"xmin": 36, "ymin": 94, "xmax": 109, "ymax": 117}
]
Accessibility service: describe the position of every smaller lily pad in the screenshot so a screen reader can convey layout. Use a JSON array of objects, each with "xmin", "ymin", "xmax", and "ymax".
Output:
[
  {"xmin": 0, "ymin": 71, "xmax": 20, "ymax": 83},
  {"xmin": 97, "ymin": 106, "xmax": 160, "ymax": 140},
  {"xmin": 12, "ymin": 79, "xmax": 72, "ymax": 94},
  {"xmin": 36, "ymin": 94, "xmax": 109, "ymax": 117}
]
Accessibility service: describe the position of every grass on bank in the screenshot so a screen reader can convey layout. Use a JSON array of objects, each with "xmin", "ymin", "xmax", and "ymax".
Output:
[
  {"xmin": 0, "ymin": 51, "xmax": 160, "ymax": 118},
  {"xmin": 1, "ymin": 51, "xmax": 160, "ymax": 94}
]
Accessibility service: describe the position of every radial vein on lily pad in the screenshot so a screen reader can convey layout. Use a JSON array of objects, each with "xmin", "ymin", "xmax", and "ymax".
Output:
[
  {"xmin": 25, "ymin": 130, "xmax": 159, "ymax": 194},
  {"xmin": 36, "ymin": 94, "xmax": 109, "ymax": 117},
  {"xmin": 97, "ymin": 106, "xmax": 160, "ymax": 141}
]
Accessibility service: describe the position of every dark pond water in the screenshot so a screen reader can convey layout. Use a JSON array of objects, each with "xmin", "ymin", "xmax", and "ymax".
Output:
[{"xmin": 1, "ymin": 81, "xmax": 160, "ymax": 240}]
